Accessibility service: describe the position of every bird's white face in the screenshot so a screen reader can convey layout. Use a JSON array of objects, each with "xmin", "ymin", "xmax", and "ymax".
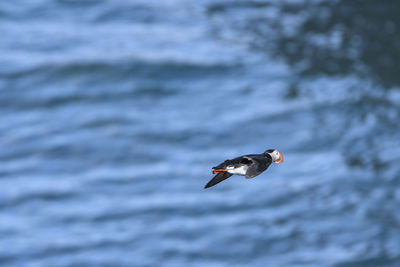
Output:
[{"xmin": 269, "ymin": 150, "xmax": 284, "ymax": 163}]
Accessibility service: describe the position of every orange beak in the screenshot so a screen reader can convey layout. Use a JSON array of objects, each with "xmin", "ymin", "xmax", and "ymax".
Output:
[{"xmin": 276, "ymin": 152, "xmax": 284, "ymax": 163}]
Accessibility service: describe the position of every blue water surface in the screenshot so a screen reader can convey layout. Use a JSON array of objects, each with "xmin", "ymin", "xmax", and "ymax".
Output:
[{"xmin": 1, "ymin": 0, "xmax": 400, "ymax": 266}]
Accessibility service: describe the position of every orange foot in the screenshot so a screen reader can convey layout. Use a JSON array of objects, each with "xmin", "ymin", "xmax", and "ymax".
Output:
[{"xmin": 213, "ymin": 169, "xmax": 228, "ymax": 174}]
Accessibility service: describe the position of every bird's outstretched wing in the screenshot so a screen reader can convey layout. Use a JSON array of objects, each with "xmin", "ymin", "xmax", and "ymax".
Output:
[
  {"xmin": 204, "ymin": 172, "xmax": 233, "ymax": 188},
  {"xmin": 205, "ymin": 156, "xmax": 252, "ymax": 188}
]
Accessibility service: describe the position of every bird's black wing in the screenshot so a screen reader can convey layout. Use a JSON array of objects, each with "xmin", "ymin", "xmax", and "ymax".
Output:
[
  {"xmin": 245, "ymin": 156, "xmax": 272, "ymax": 178},
  {"xmin": 204, "ymin": 172, "xmax": 233, "ymax": 188},
  {"xmin": 206, "ymin": 156, "xmax": 252, "ymax": 189},
  {"xmin": 212, "ymin": 156, "xmax": 252, "ymax": 170}
]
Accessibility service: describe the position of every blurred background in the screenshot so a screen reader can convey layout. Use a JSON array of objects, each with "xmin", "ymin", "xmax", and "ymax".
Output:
[{"xmin": 1, "ymin": 0, "xmax": 400, "ymax": 266}]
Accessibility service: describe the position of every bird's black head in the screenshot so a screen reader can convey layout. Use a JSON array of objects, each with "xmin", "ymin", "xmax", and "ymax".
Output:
[
  {"xmin": 264, "ymin": 149, "xmax": 275, "ymax": 155},
  {"xmin": 264, "ymin": 149, "xmax": 284, "ymax": 163}
]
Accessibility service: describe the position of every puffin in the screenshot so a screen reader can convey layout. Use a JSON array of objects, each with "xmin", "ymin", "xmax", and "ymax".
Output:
[{"xmin": 204, "ymin": 149, "xmax": 283, "ymax": 189}]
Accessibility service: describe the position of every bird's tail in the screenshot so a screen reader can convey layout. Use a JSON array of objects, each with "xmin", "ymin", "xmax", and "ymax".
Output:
[{"xmin": 204, "ymin": 172, "xmax": 233, "ymax": 189}]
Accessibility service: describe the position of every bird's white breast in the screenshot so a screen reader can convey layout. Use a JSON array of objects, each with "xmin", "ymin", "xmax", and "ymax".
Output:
[{"xmin": 227, "ymin": 165, "xmax": 248, "ymax": 176}]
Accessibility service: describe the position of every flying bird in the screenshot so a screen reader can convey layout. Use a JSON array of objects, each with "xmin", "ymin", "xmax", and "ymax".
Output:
[{"xmin": 204, "ymin": 149, "xmax": 283, "ymax": 189}]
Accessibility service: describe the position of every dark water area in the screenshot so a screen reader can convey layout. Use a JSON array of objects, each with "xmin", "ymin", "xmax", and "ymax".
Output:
[{"xmin": 1, "ymin": 0, "xmax": 400, "ymax": 266}]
